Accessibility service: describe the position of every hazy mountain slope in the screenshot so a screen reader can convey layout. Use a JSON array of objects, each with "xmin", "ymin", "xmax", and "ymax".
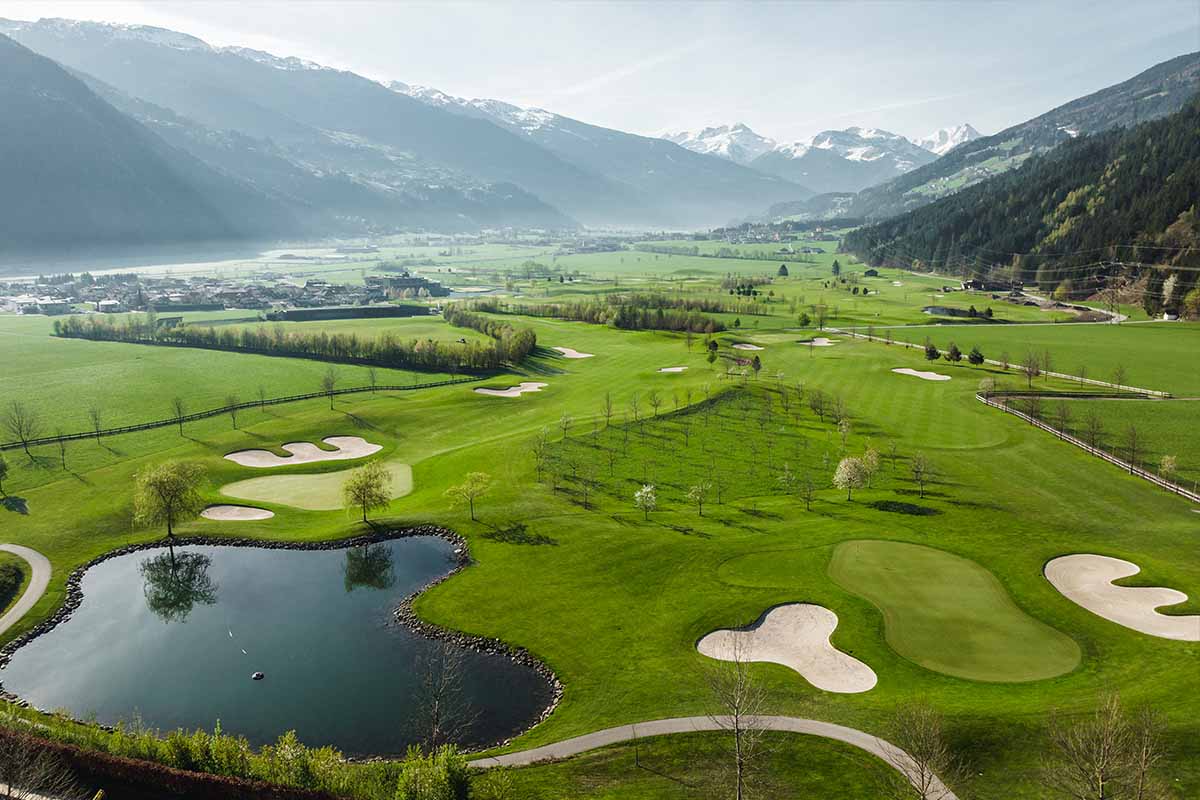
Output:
[
  {"xmin": 0, "ymin": 33, "xmax": 299, "ymax": 253},
  {"xmin": 390, "ymin": 86, "xmax": 811, "ymax": 226},
  {"xmin": 0, "ymin": 19, "xmax": 629, "ymax": 226},
  {"xmin": 846, "ymin": 52, "xmax": 1200, "ymax": 220},
  {"xmin": 844, "ymin": 98, "xmax": 1200, "ymax": 305},
  {"xmin": 751, "ymin": 127, "xmax": 936, "ymax": 194}
]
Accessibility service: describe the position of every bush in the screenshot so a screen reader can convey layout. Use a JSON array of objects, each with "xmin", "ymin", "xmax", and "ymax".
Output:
[
  {"xmin": 395, "ymin": 746, "xmax": 470, "ymax": 800},
  {"xmin": 0, "ymin": 560, "xmax": 23, "ymax": 611}
]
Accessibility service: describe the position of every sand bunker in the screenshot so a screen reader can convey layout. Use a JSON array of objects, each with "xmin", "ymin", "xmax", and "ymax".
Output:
[
  {"xmin": 732, "ymin": 343, "xmax": 764, "ymax": 351},
  {"xmin": 657, "ymin": 366, "xmax": 688, "ymax": 373},
  {"xmin": 552, "ymin": 346, "xmax": 594, "ymax": 359},
  {"xmin": 201, "ymin": 505, "xmax": 275, "ymax": 521},
  {"xmin": 225, "ymin": 436, "xmax": 381, "ymax": 468},
  {"xmin": 697, "ymin": 604, "xmax": 877, "ymax": 693},
  {"xmin": 799, "ymin": 337, "xmax": 837, "ymax": 346},
  {"xmin": 474, "ymin": 382, "xmax": 548, "ymax": 397},
  {"xmin": 1045, "ymin": 555, "xmax": 1200, "ymax": 641},
  {"xmin": 892, "ymin": 281, "xmax": 903, "ymax": 286},
  {"xmin": 892, "ymin": 368, "xmax": 951, "ymax": 382}
]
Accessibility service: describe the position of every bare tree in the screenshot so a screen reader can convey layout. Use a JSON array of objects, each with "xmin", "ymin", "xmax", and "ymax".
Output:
[
  {"xmin": 0, "ymin": 730, "xmax": 83, "ymax": 800},
  {"xmin": 602, "ymin": 391, "xmax": 613, "ymax": 428},
  {"xmin": 225, "ymin": 394, "xmax": 240, "ymax": 429},
  {"xmin": 412, "ymin": 640, "xmax": 477, "ymax": 750},
  {"xmin": 800, "ymin": 471, "xmax": 816, "ymax": 511},
  {"xmin": 321, "ymin": 366, "xmax": 340, "ymax": 409},
  {"xmin": 1054, "ymin": 400, "xmax": 1073, "ymax": 439},
  {"xmin": 559, "ymin": 411, "xmax": 573, "ymax": 441},
  {"xmin": 1043, "ymin": 694, "xmax": 1168, "ymax": 800},
  {"xmin": 1084, "ymin": 408, "xmax": 1105, "ymax": 451},
  {"xmin": 881, "ymin": 701, "xmax": 961, "ymax": 800},
  {"xmin": 55, "ymin": 430, "xmax": 67, "ymax": 471},
  {"xmin": 530, "ymin": 427, "xmax": 550, "ymax": 482},
  {"xmin": 809, "ymin": 388, "xmax": 827, "ymax": 422},
  {"xmin": 257, "ymin": 385, "xmax": 268, "ymax": 409},
  {"xmin": 1123, "ymin": 425, "xmax": 1141, "ymax": 474},
  {"xmin": 647, "ymin": 389, "xmax": 663, "ymax": 417},
  {"xmin": 911, "ymin": 452, "xmax": 933, "ymax": 498},
  {"xmin": 171, "ymin": 396, "xmax": 187, "ymax": 436},
  {"xmin": 367, "ymin": 366, "xmax": 379, "ymax": 394},
  {"xmin": 1021, "ymin": 352, "xmax": 1042, "ymax": 389},
  {"xmin": 1112, "ymin": 364, "xmax": 1127, "ymax": 395},
  {"xmin": 88, "ymin": 404, "xmax": 103, "ymax": 443},
  {"xmin": 2, "ymin": 402, "xmax": 41, "ymax": 457},
  {"xmin": 703, "ymin": 636, "xmax": 772, "ymax": 800}
]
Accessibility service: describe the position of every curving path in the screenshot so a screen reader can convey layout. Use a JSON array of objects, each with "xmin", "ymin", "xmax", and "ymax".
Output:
[
  {"xmin": 469, "ymin": 715, "xmax": 957, "ymax": 799},
  {"xmin": 0, "ymin": 544, "xmax": 51, "ymax": 637}
]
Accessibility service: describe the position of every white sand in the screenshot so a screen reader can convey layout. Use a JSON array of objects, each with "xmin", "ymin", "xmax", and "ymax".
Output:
[
  {"xmin": 201, "ymin": 505, "xmax": 275, "ymax": 521},
  {"xmin": 225, "ymin": 436, "xmax": 382, "ymax": 468},
  {"xmin": 732, "ymin": 343, "xmax": 764, "ymax": 351},
  {"xmin": 892, "ymin": 367, "xmax": 951, "ymax": 382},
  {"xmin": 697, "ymin": 604, "xmax": 877, "ymax": 693},
  {"xmin": 799, "ymin": 337, "xmax": 837, "ymax": 346},
  {"xmin": 474, "ymin": 381, "xmax": 548, "ymax": 397},
  {"xmin": 552, "ymin": 346, "xmax": 594, "ymax": 359},
  {"xmin": 1045, "ymin": 555, "xmax": 1200, "ymax": 641},
  {"xmin": 892, "ymin": 281, "xmax": 904, "ymax": 286},
  {"xmin": 657, "ymin": 366, "xmax": 688, "ymax": 373}
]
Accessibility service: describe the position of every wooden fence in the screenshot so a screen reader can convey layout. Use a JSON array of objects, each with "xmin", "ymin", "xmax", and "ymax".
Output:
[
  {"xmin": 0, "ymin": 377, "xmax": 482, "ymax": 452},
  {"xmin": 977, "ymin": 392, "xmax": 1200, "ymax": 504}
]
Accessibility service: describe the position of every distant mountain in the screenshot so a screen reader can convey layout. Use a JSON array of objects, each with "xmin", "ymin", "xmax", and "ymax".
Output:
[
  {"xmin": 844, "ymin": 96, "xmax": 1200, "ymax": 315},
  {"xmin": 750, "ymin": 127, "xmax": 937, "ymax": 194},
  {"xmin": 915, "ymin": 123, "xmax": 982, "ymax": 156},
  {"xmin": 660, "ymin": 124, "xmax": 777, "ymax": 165},
  {"xmin": 0, "ymin": 33, "xmax": 301, "ymax": 253},
  {"xmin": 389, "ymin": 86, "xmax": 810, "ymax": 227},
  {"xmin": 841, "ymin": 52, "xmax": 1200, "ymax": 221}
]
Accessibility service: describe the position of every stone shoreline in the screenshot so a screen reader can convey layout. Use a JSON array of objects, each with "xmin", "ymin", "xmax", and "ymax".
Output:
[{"xmin": 0, "ymin": 525, "xmax": 562, "ymax": 756}]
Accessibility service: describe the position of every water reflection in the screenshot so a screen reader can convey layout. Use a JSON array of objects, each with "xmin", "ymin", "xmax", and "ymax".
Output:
[
  {"xmin": 342, "ymin": 543, "xmax": 395, "ymax": 592},
  {"xmin": 139, "ymin": 549, "xmax": 218, "ymax": 623}
]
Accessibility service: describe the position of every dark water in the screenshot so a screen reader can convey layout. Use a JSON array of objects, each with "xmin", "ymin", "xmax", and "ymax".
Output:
[{"xmin": 2, "ymin": 537, "xmax": 551, "ymax": 756}]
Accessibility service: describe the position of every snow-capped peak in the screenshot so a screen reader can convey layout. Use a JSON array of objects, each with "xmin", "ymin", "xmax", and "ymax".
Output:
[
  {"xmin": 220, "ymin": 46, "xmax": 327, "ymax": 72},
  {"xmin": 915, "ymin": 123, "xmax": 982, "ymax": 156},
  {"xmin": 389, "ymin": 81, "xmax": 558, "ymax": 132},
  {"xmin": 660, "ymin": 123, "xmax": 776, "ymax": 165},
  {"xmin": 0, "ymin": 17, "xmax": 210, "ymax": 50},
  {"xmin": 773, "ymin": 127, "xmax": 928, "ymax": 165}
]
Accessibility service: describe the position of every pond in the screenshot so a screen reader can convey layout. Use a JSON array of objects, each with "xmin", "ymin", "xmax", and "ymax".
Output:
[{"xmin": 1, "ymin": 537, "xmax": 553, "ymax": 756}]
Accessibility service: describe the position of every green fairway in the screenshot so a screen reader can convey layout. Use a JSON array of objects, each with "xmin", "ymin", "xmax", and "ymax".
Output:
[
  {"xmin": 221, "ymin": 459, "xmax": 413, "ymax": 510},
  {"xmin": 829, "ymin": 540, "xmax": 1081, "ymax": 682}
]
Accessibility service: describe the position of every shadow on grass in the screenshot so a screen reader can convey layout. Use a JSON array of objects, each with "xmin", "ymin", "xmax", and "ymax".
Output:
[
  {"xmin": 2, "ymin": 496, "xmax": 29, "ymax": 514},
  {"xmin": 869, "ymin": 500, "xmax": 941, "ymax": 516},
  {"xmin": 660, "ymin": 522, "xmax": 712, "ymax": 539},
  {"xmin": 481, "ymin": 522, "xmax": 558, "ymax": 546},
  {"xmin": 340, "ymin": 411, "xmax": 379, "ymax": 430}
]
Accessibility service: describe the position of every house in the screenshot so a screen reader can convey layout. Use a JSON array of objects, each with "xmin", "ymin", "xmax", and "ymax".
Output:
[{"xmin": 863, "ymin": 268, "xmax": 879, "ymax": 277}]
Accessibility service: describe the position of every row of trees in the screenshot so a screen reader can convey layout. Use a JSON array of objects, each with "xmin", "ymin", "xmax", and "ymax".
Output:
[
  {"xmin": 52, "ymin": 310, "xmax": 537, "ymax": 372},
  {"xmin": 463, "ymin": 295, "xmax": 728, "ymax": 333}
]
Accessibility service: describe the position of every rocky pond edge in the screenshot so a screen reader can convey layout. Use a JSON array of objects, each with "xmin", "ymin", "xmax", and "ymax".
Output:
[{"xmin": 0, "ymin": 524, "xmax": 563, "ymax": 756}]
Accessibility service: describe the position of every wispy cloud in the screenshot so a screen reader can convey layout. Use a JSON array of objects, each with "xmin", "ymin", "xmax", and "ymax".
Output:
[{"xmin": 551, "ymin": 38, "xmax": 712, "ymax": 98}]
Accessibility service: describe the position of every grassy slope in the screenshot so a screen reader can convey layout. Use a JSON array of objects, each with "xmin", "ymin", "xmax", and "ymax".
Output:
[{"xmin": 0, "ymin": 303, "xmax": 1197, "ymax": 798}]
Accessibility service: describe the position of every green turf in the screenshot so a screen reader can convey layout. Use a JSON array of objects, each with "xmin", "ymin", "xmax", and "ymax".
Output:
[
  {"xmin": 221, "ymin": 459, "xmax": 413, "ymax": 511},
  {"xmin": 828, "ymin": 540, "xmax": 1081, "ymax": 682}
]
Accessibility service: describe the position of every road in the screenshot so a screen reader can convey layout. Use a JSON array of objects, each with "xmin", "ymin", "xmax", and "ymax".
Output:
[{"xmin": 0, "ymin": 544, "xmax": 51, "ymax": 638}]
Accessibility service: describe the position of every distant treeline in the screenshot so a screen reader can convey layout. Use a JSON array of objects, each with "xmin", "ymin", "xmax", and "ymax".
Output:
[
  {"xmin": 466, "ymin": 294, "xmax": 727, "ymax": 333},
  {"xmin": 52, "ymin": 310, "xmax": 536, "ymax": 372},
  {"xmin": 634, "ymin": 243, "xmax": 819, "ymax": 263}
]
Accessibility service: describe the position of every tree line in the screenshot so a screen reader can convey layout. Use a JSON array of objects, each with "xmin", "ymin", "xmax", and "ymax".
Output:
[
  {"xmin": 52, "ymin": 309, "xmax": 537, "ymax": 372},
  {"xmin": 462, "ymin": 295, "xmax": 727, "ymax": 334}
]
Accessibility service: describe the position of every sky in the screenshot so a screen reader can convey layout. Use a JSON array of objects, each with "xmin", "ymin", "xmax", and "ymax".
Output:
[{"xmin": 3, "ymin": 1, "xmax": 1198, "ymax": 143}]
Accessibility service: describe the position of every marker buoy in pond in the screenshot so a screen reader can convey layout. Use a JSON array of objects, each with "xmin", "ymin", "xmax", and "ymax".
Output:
[{"xmin": 252, "ymin": 671, "xmax": 265, "ymax": 681}]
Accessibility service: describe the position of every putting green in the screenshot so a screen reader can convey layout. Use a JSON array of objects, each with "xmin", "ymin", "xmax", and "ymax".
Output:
[
  {"xmin": 220, "ymin": 460, "xmax": 413, "ymax": 511},
  {"xmin": 829, "ymin": 540, "xmax": 1080, "ymax": 682}
]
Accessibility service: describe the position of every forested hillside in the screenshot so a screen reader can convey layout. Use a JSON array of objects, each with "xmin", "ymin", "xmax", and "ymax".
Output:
[{"xmin": 845, "ymin": 96, "xmax": 1200, "ymax": 316}]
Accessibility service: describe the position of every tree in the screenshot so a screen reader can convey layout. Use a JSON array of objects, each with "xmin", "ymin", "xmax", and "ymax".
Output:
[
  {"xmin": 1042, "ymin": 694, "xmax": 1168, "ymax": 800},
  {"xmin": 1123, "ymin": 425, "xmax": 1141, "ymax": 474},
  {"xmin": 367, "ymin": 366, "xmax": 379, "ymax": 394},
  {"xmin": 809, "ymin": 388, "xmax": 827, "ymax": 422},
  {"xmin": 978, "ymin": 377, "xmax": 996, "ymax": 398},
  {"xmin": 395, "ymin": 745, "xmax": 471, "ymax": 800},
  {"xmin": 647, "ymin": 390, "xmax": 662, "ymax": 417},
  {"xmin": 968, "ymin": 346, "xmax": 985, "ymax": 365},
  {"xmin": 944, "ymin": 342, "xmax": 962, "ymax": 363},
  {"xmin": 530, "ymin": 427, "xmax": 550, "ymax": 481},
  {"xmin": 2, "ymin": 401, "xmax": 41, "ymax": 456},
  {"xmin": 0, "ymin": 454, "xmax": 7, "ymax": 496},
  {"xmin": 55, "ymin": 429, "xmax": 67, "ymax": 470},
  {"xmin": 881, "ymin": 702, "xmax": 962, "ymax": 800},
  {"xmin": 688, "ymin": 482, "xmax": 710, "ymax": 516},
  {"xmin": 225, "ymin": 394, "xmax": 241, "ymax": 429},
  {"xmin": 832, "ymin": 259, "xmax": 841, "ymax": 277},
  {"xmin": 1000, "ymin": 351, "xmax": 1011, "ymax": 371},
  {"xmin": 171, "ymin": 396, "xmax": 187, "ymax": 436},
  {"xmin": 343, "ymin": 461, "xmax": 393, "ymax": 523},
  {"xmin": 1084, "ymin": 408, "xmax": 1105, "ymax": 451},
  {"xmin": 703, "ymin": 636, "xmax": 771, "ymax": 800},
  {"xmin": 88, "ymin": 404, "xmax": 103, "ymax": 443},
  {"xmin": 133, "ymin": 461, "xmax": 206, "ymax": 537},
  {"xmin": 602, "ymin": 391, "xmax": 614, "ymax": 428},
  {"xmin": 862, "ymin": 445, "xmax": 881, "ymax": 488},
  {"xmin": 445, "ymin": 472, "xmax": 491, "ymax": 521},
  {"xmin": 1112, "ymin": 364, "xmax": 1128, "ymax": 394},
  {"xmin": 777, "ymin": 264, "xmax": 789, "ymax": 277},
  {"xmin": 833, "ymin": 456, "xmax": 868, "ymax": 501},
  {"xmin": 558, "ymin": 411, "xmax": 573, "ymax": 441},
  {"xmin": 139, "ymin": 549, "xmax": 218, "ymax": 623},
  {"xmin": 0, "ymin": 730, "xmax": 83, "ymax": 800},
  {"xmin": 750, "ymin": 355, "xmax": 762, "ymax": 379},
  {"xmin": 321, "ymin": 366, "xmax": 340, "ymax": 409},
  {"xmin": 838, "ymin": 417, "xmax": 852, "ymax": 450},
  {"xmin": 1158, "ymin": 455, "xmax": 1178, "ymax": 484},
  {"xmin": 1021, "ymin": 352, "xmax": 1041, "ymax": 389},
  {"xmin": 1053, "ymin": 401, "xmax": 1073, "ymax": 438},
  {"xmin": 911, "ymin": 452, "xmax": 932, "ymax": 498},
  {"xmin": 634, "ymin": 484, "xmax": 657, "ymax": 520},
  {"xmin": 924, "ymin": 339, "xmax": 940, "ymax": 362},
  {"xmin": 707, "ymin": 349, "xmax": 718, "ymax": 369}
]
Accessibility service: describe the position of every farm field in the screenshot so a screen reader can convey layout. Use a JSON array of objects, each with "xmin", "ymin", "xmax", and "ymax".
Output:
[{"xmin": 2, "ymin": 300, "xmax": 1198, "ymax": 799}]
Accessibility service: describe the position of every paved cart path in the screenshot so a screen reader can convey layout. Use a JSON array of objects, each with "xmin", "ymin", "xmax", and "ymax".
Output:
[{"xmin": 0, "ymin": 544, "xmax": 51, "ymax": 637}]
